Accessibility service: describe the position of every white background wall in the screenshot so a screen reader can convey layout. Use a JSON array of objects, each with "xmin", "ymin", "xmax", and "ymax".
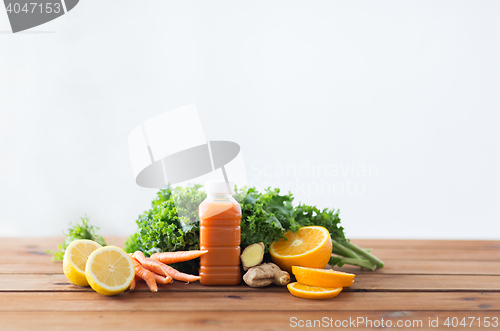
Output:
[{"xmin": 1, "ymin": 1, "xmax": 499, "ymax": 239}]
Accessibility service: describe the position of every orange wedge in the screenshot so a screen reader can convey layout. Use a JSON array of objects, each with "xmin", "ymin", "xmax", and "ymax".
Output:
[
  {"xmin": 269, "ymin": 226, "xmax": 332, "ymax": 273},
  {"xmin": 292, "ymin": 266, "xmax": 355, "ymax": 288},
  {"xmin": 287, "ymin": 282, "xmax": 342, "ymax": 299}
]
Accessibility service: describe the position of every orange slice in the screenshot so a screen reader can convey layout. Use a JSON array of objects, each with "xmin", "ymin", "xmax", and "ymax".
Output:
[
  {"xmin": 287, "ymin": 282, "xmax": 342, "ymax": 299},
  {"xmin": 292, "ymin": 266, "xmax": 355, "ymax": 288},
  {"xmin": 269, "ymin": 226, "xmax": 332, "ymax": 273}
]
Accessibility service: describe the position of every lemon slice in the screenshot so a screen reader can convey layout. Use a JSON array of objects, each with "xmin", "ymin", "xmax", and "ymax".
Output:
[
  {"xmin": 85, "ymin": 246, "xmax": 134, "ymax": 296},
  {"xmin": 287, "ymin": 282, "xmax": 343, "ymax": 300},
  {"xmin": 270, "ymin": 226, "xmax": 332, "ymax": 273},
  {"xmin": 63, "ymin": 239, "xmax": 102, "ymax": 286}
]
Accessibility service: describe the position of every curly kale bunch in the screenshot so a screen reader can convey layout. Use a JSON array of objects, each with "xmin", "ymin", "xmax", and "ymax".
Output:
[{"xmin": 125, "ymin": 185, "xmax": 206, "ymax": 274}]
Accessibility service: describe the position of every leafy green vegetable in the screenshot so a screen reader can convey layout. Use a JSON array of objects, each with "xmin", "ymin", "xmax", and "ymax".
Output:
[
  {"xmin": 47, "ymin": 216, "xmax": 107, "ymax": 261},
  {"xmin": 239, "ymin": 187, "xmax": 299, "ymax": 251},
  {"xmin": 126, "ymin": 185, "xmax": 384, "ymax": 273},
  {"xmin": 124, "ymin": 185, "xmax": 206, "ymax": 274}
]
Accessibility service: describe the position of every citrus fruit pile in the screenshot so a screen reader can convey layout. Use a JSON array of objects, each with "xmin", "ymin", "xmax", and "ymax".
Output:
[
  {"xmin": 269, "ymin": 226, "xmax": 355, "ymax": 299},
  {"xmin": 63, "ymin": 239, "xmax": 135, "ymax": 296}
]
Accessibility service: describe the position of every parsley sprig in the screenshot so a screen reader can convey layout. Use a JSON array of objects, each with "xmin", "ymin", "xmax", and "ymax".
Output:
[{"xmin": 47, "ymin": 216, "xmax": 107, "ymax": 261}]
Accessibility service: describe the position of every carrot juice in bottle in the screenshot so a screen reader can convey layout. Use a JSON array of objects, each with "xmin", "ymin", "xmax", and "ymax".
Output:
[{"xmin": 199, "ymin": 181, "xmax": 241, "ymax": 285}]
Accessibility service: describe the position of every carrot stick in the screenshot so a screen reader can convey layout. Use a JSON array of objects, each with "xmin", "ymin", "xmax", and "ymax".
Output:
[
  {"xmin": 131, "ymin": 257, "xmax": 158, "ymax": 292},
  {"xmin": 133, "ymin": 251, "xmax": 201, "ymax": 283},
  {"xmin": 151, "ymin": 250, "xmax": 208, "ymax": 264}
]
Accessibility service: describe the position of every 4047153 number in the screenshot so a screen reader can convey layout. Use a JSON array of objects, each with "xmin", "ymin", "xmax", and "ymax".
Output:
[
  {"xmin": 5, "ymin": 2, "xmax": 62, "ymax": 14},
  {"xmin": 444, "ymin": 317, "xmax": 499, "ymax": 328}
]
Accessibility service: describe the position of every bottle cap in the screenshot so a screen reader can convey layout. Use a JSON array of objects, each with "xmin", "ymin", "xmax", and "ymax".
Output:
[{"xmin": 205, "ymin": 181, "xmax": 235, "ymax": 194}]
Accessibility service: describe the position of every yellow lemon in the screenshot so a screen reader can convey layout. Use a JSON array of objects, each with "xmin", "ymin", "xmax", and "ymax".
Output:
[
  {"xmin": 63, "ymin": 239, "xmax": 102, "ymax": 286},
  {"xmin": 287, "ymin": 282, "xmax": 343, "ymax": 300},
  {"xmin": 269, "ymin": 226, "xmax": 332, "ymax": 273},
  {"xmin": 85, "ymin": 246, "xmax": 134, "ymax": 296}
]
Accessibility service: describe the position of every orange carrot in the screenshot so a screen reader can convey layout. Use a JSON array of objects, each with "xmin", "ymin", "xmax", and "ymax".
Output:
[
  {"xmin": 131, "ymin": 257, "xmax": 158, "ymax": 292},
  {"xmin": 153, "ymin": 273, "xmax": 173, "ymax": 284},
  {"xmin": 128, "ymin": 278, "xmax": 136, "ymax": 291},
  {"xmin": 133, "ymin": 251, "xmax": 169, "ymax": 277},
  {"xmin": 133, "ymin": 251, "xmax": 201, "ymax": 283},
  {"xmin": 156, "ymin": 263, "xmax": 201, "ymax": 283},
  {"xmin": 151, "ymin": 250, "xmax": 208, "ymax": 264}
]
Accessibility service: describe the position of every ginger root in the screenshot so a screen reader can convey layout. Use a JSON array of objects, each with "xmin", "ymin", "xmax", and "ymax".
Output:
[
  {"xmin": 240, "ymin": 242, "xmax": 265, "ymax": 271},
  {"xmin": 243, "ymin": 263, "xmax": 290, "ymax": 288},
  {"xmin": 241, "ymin": 243, "xmax": 290, "ymax": 287}
]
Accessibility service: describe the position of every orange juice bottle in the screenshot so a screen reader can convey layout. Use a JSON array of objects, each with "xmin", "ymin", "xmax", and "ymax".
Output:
[{"xmin": 199, "ymin": 181, "xmax": 241, "ymax": 285}]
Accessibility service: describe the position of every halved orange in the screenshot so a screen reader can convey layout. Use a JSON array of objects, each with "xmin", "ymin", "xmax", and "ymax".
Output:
[
  {"xmin": 287, "ymin": 282, "xmax": 342, "ymax": 299},
  {"xmin": 269, "ymin": 226, "xmax": 332, "ymax": 273},
  {"xmin": 292, "ymin": 266, "xmax": 355, "ymax": 288}
]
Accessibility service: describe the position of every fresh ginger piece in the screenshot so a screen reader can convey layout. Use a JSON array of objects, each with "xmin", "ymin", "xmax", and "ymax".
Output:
[
  {"xmin": 240, "ymin": 242, "xmax": 265, "ymax": 271},
  {"xmin": 243, "ymin": 263, "xmax": 290, "ymax": 287},
  {"xmin": 244, "ymin": 277, "xmax": 273, "ymax": 287},
  {"xmin": 271, "ymin": 264, "xmax": 291, "ymax": 286}
]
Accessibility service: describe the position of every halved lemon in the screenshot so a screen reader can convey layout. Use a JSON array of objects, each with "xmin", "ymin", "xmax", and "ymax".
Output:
[
  {"xmin": 85, "ymin": 246, "xmax": 135, "ymax": 296},
  {"xmin": 287, "ymin": 282, "xmax": 343, "ymax": 299},
  {"xmin": 292, "ymin": 266, "xmax": 355, "ymax": 288},
  {"xmin": 269, "ymin": 226, "xmax": 332, "ymax": 273},
  {"xmin": 63, "ymin": 239, "xmax": 102, "ymax": 286}
]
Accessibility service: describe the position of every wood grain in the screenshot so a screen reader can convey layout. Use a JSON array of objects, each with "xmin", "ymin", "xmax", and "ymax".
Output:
[
  {"xmin": 2, "ymin": 237, "xmax": 500, "ymax": 275},
  {"xmin": 0, "ymin": 291, "xmax": 498, "ymax": 312},
  {"xmin": 2, "ymin": 274, "xmax": 500, "ymax": 292},
  {"xmin": 2, "ymin": 237, "xmax": 500, "ymax": 330},
  {"xmin": 362, "ymin": 248, "xmax": 500, "ymax": 261},
  {"xmin": 337, "ymin": 260, "xmax": 500, "ymax": 275},
  {"xmin": 2, "ymin": 260, "xmax": 500, "ymax": 275},
  {"xmin": 4, "ymin": 237, "xmax": 500, "ymax": 252},
  {"xmin": 350, "ymin": 239, "xmax": 500, "ymax": 250},
  {"xmin": 2, "ymin": 311, "xmax": 499, "ymax": 331},
  {"xmin": 6, "ymin": 247, "xmax": 500, "ymax": 263}
]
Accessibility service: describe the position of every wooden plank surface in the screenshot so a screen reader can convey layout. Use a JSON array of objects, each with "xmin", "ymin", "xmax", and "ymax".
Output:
[
  {"xmin": 337, "ymin": 260, "xmax": 500, "ymax": 275},
  {"xmin": 6, "ymin": 247, "xmax": 500, "ymax": 262},
  {"xmin": 350, "ymin": 239, "xmax": 500, "ymax": 250},
  {"xmin": 369, "ymin": 248, "xmax": 500, "ymax": 261},
  {"xmin": 1, "ymin": 291, "xmax": 499, "ymax": 311},
  {"xmin": 2, "ymin": 274, "xmax": 500, "ymax": 292},
  {"xmin": 3, "ymin": 260, "xmax": 500, "ymax": 275},
  {"xmin": 2, "ymin": 237, "xmax": 500, "ymax": 330},
  {"xmin": 2, "ymin": 237, "xmax": 500, "ymax": 275},
  {"xmin": 2, "ymin": 311, "xmax": 499, "ymax": 331},
  {"xmin": 4, "ymin": 237, "xmax": 500, "ymax": 253}
]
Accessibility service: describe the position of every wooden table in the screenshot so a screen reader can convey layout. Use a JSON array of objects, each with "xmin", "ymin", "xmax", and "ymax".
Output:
[{"xmin": 1, "ymin": 238, "xmax": 499, "ymax": 330}]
